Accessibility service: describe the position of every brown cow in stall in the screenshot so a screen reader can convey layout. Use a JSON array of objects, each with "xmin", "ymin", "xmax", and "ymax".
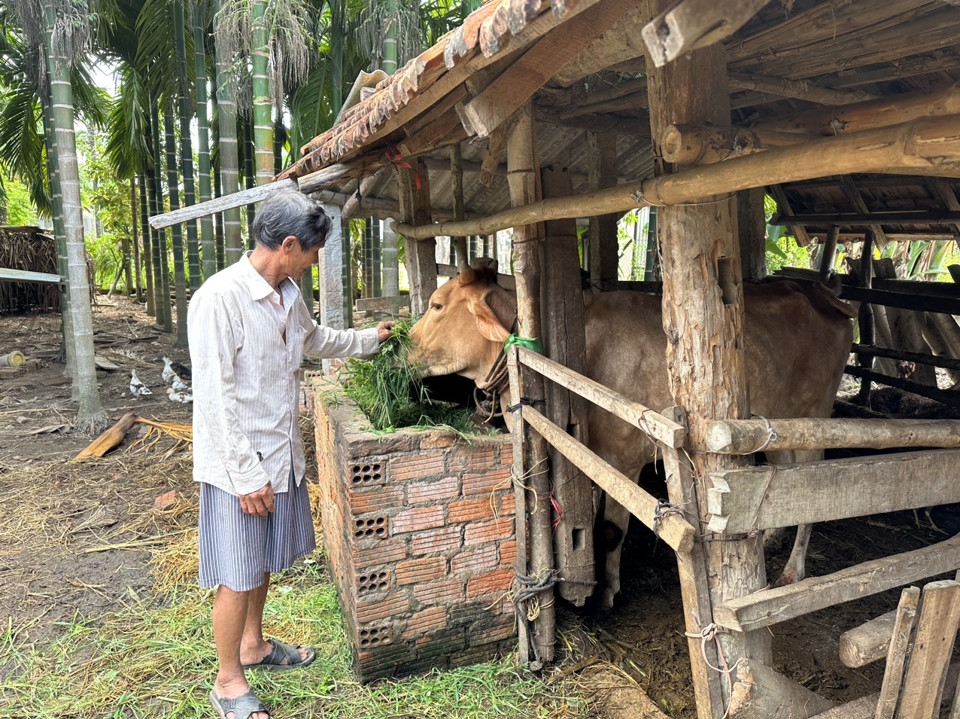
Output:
[{"xmin": 409, "ymin": 259, "xmax": 855, "ymax": 608}]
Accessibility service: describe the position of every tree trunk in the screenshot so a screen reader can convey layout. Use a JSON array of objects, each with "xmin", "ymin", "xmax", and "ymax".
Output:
[
  {"xmin": 194, "ymin": 10, "xmax": 216, "ymax": 281},
  {"xmin": 214, "ymin": 0, "xmax": 243, "ymax": 264},
  {"xmin": 138, "ymin": 173, "xmax": 155, "ymax": 316},
  {"xmin": 174, "ymin": 0, "xmax": 201, "ymax": 290},
  {"xmin": 382, "ymin": 219, "xmax": 399, "ymax": 297},
  {"xmin": 252, "ymin": 0, "xmax": 273, "ymax": 187},
  {"xmin": 148, "ymin": 101, "xmax": 172, "ymax": 332},
  {"xmin": 163, "ymin": 97, "xmax": 189, "ymax": 348},
  {"xmin": 127, "ymin": 179, "xmax": 137, "ymax": 299},
  {"xmin": 42, "ymin": 0, "xmax": 106, "ymax": 434}
]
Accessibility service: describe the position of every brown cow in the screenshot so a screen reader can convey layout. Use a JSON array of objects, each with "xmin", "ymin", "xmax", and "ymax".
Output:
[{"xmin": 409, "ymin": 259, "xmax": 855, "ymax": 608}]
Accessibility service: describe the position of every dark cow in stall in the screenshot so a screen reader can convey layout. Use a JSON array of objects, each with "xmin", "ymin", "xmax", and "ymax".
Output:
[{"xmin": 409, "ymin": 259, "xmax": 855, "ymax": 608}]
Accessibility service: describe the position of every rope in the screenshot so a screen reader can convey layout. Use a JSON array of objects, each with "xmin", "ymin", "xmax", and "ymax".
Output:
[
  {"xmin": 506, "ymin": 397, "xmax": 546, "ymax": 413},
  {"xmin": 653, "ymin": 499, "xmax": 683, "ymax": 536},
  {"xmin": 684, "ymin": 622, "xmax": 745, "ymax": 716},
  {"xmin": 504, "ymin": 333, "xmax": 545, "ymax": 354}
]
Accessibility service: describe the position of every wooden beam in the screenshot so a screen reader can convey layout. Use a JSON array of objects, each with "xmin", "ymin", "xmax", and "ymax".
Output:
[
  {"xmin": 587, "ymin": 130, "xmax": 619, "ymax": 290},
  {"xmin": 852, "ymin": 343, "xmax": 960, "ymax": 373},
  {"xmin": 750, "ymin": 83, "xmax": 960, "ymax": 138},
  {"xmin": 395, "ymin": 114, "xmax": 960, "ymax": 239},
  {"xmin": 773, "ymin": 210, "xmax": 960, "ymax": 226},
  {"xmin": 522, "ymin": 405, "xmax": 696, "ymax": 554},
  {"xmin": 727, "ymin": 71, "xmax": 877, "ymax": 105},
  {"xmin": 727, "ymin": 659, "xmax": 834, "ymax": 719},
  {"xmin": 840, "ymin": 609, "xmax": 899, "ymax": 669},
  {"xmin": 0, "ymin": 268, "xmax": 61, "ymax": 284},
  {"xmin": 551, "ymin": 2, "xmax": 649, "ymax": 87},
  {"xmin": 661, "ymin": 124, "xmax": 765, "ymax": 165},
  {"xmin": 713, "ymin": 534, "xmax": 960, "ymax": 633},
  {"xmin": 705, "ymin": 417, "xmax": 960, "ymax": 454},
  {"xmin": 843, "ymin": 365, "xmax": 960, "ymax": 407},
  {"xmin": 708, "ymin": 449, "xmax": 960, "ymax": 534},
  {"xmin": 840, "ymin": 286, "xmax": 960, "ymax": 316},
  {"xmin": 769, "ymin": 183, "xmax": 812, "ymax": 246},
  {"xmin": 149, "ymin": 177, "xmax": 299, "ymax": 229},
  {"xmin": 839, "ymin": 175, "xmax": 889, "ymax": 247},
  {"xmin": 641, "ymin": 0, "xmax": 772, "ymax": 68},
  {"xmin": 517, "ymin": 346, "xmax": 686, "ymax": 448},
  {"xmin": 458, "ymin": 0, "xmax": 638, "ymax": 138},
  {"xmin": 397, "ymin": 158, "xmax": 436, "ymax": 316}
]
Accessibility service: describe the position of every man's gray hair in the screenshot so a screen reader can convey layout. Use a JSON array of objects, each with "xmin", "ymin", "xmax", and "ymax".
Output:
[{"xmin": 252, "ymin": 190, "xmax": 332, "ymax": 251}]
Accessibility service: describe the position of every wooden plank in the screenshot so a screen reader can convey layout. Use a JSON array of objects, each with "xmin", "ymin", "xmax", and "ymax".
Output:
[
  {"xmin": 506, "ymin": 346, "xmax": 531, "ymax": 666},
  {"xmin": 841, "ymin": 286, "xmax": 960, "ymax": 316},
  {"xmin": 727, "ymin": 71, "xmax": 876, "ymax": 105},
  {"xmin": 852, "ymin": 344, "xmax": 960, "ymax": 373},
  {"xmin": 708, "ymin": 449, "xmax": 960, "ymax": 534},
  {"xmin": 713, "ymin": 535, "xmax": 960, "ymax": 633},
  {"xmin": 642, "ymin": 0, "xmax": 772, "ymax": 68},
  {"xmin": 661, "ymin": 424, "xmax": 726, "ymax": 719},
  {"xmin": 808, "ymin": 694, "xmax": 878, "ymax": 719},
  {"xmin": 705, "ymin": 417, "xmax": 960, "ymax": 454},
  {"xmin": 458, "ymin": 0, "xmax": 638, "ymax": 138},
  {"xmin": 896, "ymin": 580, "xmax": 960, "ymax": 719},
  {"xmin": 876, "ymin": 587, "xmax": 922, "ymax": 719},
  {"xmin": 839, "ymin": 610, "xmax": 898, "ymax": 669},
  {"xmin": 521, "ymin": 405, "xmax": 696, "ymax": 554},
  {"xmin": 843, "ymin": 366, "xmax": 960, "ymax": 409},
  {"xmin": 541, "ymin": 164, "xmax": 594, "ymax": 607},
  {"xmin": 149, "ymin": 177, "xmax": 298, "ymax": 229},
  {"xmin": 516, "ymin": 346, "xmax": 686, "ymax": 448},
  {"xmin": 773, "ymin": 211, "xmax": 960, "ymax": 226},
  {"xmin": 0, "ymin": 268, "xmax": 62, "ymax": 284}
]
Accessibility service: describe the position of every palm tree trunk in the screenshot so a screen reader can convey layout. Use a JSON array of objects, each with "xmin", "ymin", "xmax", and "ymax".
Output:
[
  {"xmin": 42, "ymin": 0, "xmax": 105, "ymax": 433},
  {"xmin": 241, "ymin": 115, "xmax": 256, "ymax": 243},
  {"xmin": 130, "ymin": 179, "xmax": 141, "ymax": 302},
  {"xmin": 148, "ymin": 100, "xmax": 172, "ymax": 332},
  {"xmin": 274, "ymin": 106, "xmax": 284, "ymax": 175},
  {"xmin": 163, "ymin": 97, "xmax": 189, "ymax": 348},
  {"xmin": 252, "ymin": 0, "xmax": 273, "ymax": 186},
  {"xmin": 174, "ymin": 0, "xmax": 201, "ymax": 289},
  {"xmin": 138, "ymin": 173, "xmax": 155, "ymax": 316},
  {"xmin": 40, "ymin": 76, "xmax": 73, "ymax": 367},
  {"xmin": 193, "ymin": 7, "xmax": 216, "ymax": 280},
  {"xmin": 383, "ymin": 0, "xmax": 399, "ymax": 75},
  {"xmin": 214, "ymin": 0, "xmax": 243, "ymax": 264}
]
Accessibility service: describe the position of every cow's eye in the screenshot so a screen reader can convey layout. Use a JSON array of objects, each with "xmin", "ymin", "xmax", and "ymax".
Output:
[{"xmin": 431, "ymin": 302, "xmax": 443, "ymax": 311}]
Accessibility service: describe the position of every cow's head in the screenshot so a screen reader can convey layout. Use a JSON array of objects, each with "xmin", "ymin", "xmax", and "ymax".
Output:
[{"xmin": 408, "ymin": 258, "xmax": 517, "ymax": 387}]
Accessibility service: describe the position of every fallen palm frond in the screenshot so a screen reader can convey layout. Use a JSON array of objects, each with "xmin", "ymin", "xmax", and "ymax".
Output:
[{"xmin": 337, "ymin": 319, "xmax": 479, "ymax": 434}]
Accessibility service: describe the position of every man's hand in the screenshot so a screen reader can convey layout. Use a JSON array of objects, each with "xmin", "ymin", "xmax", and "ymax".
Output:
[
  {"xmin": 240, "ymin": 483, "xmax": 275, "ymax": 517},
  {"xmin": 376, "ymin": 321, "xmax": 395, "ymax": 343}
]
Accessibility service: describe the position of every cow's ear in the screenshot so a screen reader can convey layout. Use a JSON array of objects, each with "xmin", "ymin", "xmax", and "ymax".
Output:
[{"xmin": 471, "ymin": 294, "xmax": 511, "ymax": 343}]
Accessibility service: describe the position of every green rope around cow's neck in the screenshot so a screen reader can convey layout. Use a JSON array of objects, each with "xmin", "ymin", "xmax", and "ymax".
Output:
[{"xmin": 504, "ymin": 334, "xmax": 545, "ymax": 354}]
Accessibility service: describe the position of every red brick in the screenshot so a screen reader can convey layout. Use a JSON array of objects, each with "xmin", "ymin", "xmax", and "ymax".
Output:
[
  {"xmin": 448, "ymin": 496, "xmax": 496, "ymax": 524},
  {"xmin": 464, "ymin": 517, "xmax": 514, "ymax": 545},
  {"xmin": 414, "ymin": 578, "xmax": 464, "ymax": 606},
  {"xmin": 355, "ymin": 593, "xmax": 411, "ymax": 623},
  {"xmin": 392, "ymin": 506, "xmax": 445, "ymax": 534},
  {"xmin": 451, "ymin": 544, "xmax": 498, "ymax": 576},
  {"xmin": 391, "ymin": 452, "xmax": 446, "ymax": 481},
  {"xmin": 407, "ymin": 476, "xmax": 459, "ymax": 505},
  {"xmin": 467, "ymin": 614, "xmax": 516, "ymax": 644},
  {"xmin": 448, "ymin": 442, "xmax": 499, "ymax": 470},
  {"xmin": 462, "ymin": 467, "xmax": 512, "ymax": 496},
  {"xmin": 420, "ymin": 433, "xmax": 457, "ymax": 449},
  {"xmin": 411, "ymin": 526, "xmax": 461, "ymax": 556},
  {"xmin": 353, "ymin": 538, "xmax": 407, "ymax": 569},
  {"xmin": 466, "ymin": 568, "xmax": 514, "ymax": 598},
  {"xmin": 498, "ymin": 492, "xmax": 515, "ymax": 516},
  {"xmin": 396, "ymin": 556, "xmax": 447, "ymax": 585},
  {"xmin": 499, "ymin": 540, "xmax": 517, "ymax": 566},
  {"xmin": 349, "ymin": 486, "xmax": 403, "ymax": 514},
  {"xmin": 401, "ymin": 606, "xmax": 448, "ymax": 639}
]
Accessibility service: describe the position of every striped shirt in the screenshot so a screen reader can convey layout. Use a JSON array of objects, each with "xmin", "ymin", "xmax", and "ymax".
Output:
[{"xmin": 188, "ymin": 253, "xmax": 380, "ymax": 496}]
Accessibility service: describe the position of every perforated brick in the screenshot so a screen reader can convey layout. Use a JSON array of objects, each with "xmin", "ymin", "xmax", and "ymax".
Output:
[{"xmin": 350, "ymin": 462, "xmax": 384, "ymax": 486}]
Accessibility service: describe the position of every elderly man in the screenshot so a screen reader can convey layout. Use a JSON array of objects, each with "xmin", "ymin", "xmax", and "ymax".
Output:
[{"xmin": 188, "ymin": 190, "xmax": 391, "ymax": 719}]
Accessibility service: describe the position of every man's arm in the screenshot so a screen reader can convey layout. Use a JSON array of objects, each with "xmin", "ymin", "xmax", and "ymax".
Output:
[{"xmin": 296, "ymin": 300, "xmax": 391, "ymax": 358}]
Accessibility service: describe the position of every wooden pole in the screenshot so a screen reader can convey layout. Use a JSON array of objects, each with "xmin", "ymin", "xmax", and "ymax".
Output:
[
  {"xmin": 507, "ymin": 101, "xmax": 555, "ymax": 667},
  {"xmin": 818, "ymin": 226, "xmax": 840, "ymax": 280},
  {"xmin": 644, "ymin": 5, "xmax": 769, "ymax": 718},
  {"xmin": 738, "ymin": 189, "xmax": 766, "ymax": 281},
  {"xmin": 587, "ymin": 131, "xmax": 619, "ymax": 289},
  {"xmin": 540, "ymin": 164, "xmax": 594, "ymax": 606},
  {"xmin": 856, "ymin": 230, "xmax": 875, "ymax": 405},
  {"xmin": 396, "ymin": 159, "xmax": 436, "ymax": 316},
  {"xmin": 450, "ymin": 143, "xmax": 468, "ymax": 265},
  {"xmin": 395, "ymin": 114, "xmax": 960, "ymax": 240}
]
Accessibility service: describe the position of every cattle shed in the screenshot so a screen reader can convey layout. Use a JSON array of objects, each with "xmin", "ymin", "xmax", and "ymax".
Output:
[{"xmin": 151, "ymin": 0, "xmax": 960, "ymax": 716}]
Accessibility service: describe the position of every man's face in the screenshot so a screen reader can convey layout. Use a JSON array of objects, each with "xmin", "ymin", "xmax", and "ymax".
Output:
[{"xmin": 282, "ymin": 235, "xmax": 322, "ymax": 278}]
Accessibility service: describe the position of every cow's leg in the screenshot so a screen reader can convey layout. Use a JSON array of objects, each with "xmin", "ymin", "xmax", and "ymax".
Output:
[
  {"xmin": 765, "ymin": 449, "xmax": 822, "ymax": 587},
  {"xmin": 600, "ymin": 497, "xmax": 630, "ymax": 608}
]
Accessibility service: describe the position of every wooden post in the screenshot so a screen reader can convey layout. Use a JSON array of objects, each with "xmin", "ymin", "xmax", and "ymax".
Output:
[
  {"xmin": 507, "ymin": 101, "xmax": 555, "ymax": 666},
  {"xmin": 397, "ymin": 159, "xmax": 436, "ymax": 317},
  {"xmin": 587, "ymin": 130, "xmax": 619, "ymax": 289},
  {"xmin": 818, "ymin": 226, "xmax": 840, "ymax": 280},
  {"xmin": 643, "ymin": 3, "xmax": 770, "ymax": 716},
  {"xmin": 541, "ymin": 164, "xmax": 594, "ymax": 607},
  {"xmin": 856, "ymin": 230, "xmax": 875, "ymax": 405},
  {"xmin": 450, "ymin": 143, "xmax": 468, "ymax": 265},
  {"xmin": 737, "ymin": 188, "xmax": 766, "ymax": 281},
  {"xmin": 507, "ymin": 347, "xmax": 532, "ymax": 665}
]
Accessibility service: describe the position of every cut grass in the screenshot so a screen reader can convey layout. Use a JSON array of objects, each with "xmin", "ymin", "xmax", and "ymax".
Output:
[
  {"xmin": 337, "ymin": 319, "xmax": 481, "ymax": 435},
  {"xmin": 1, "ymin": 531, "xmax": 586, "ymax": 719}
]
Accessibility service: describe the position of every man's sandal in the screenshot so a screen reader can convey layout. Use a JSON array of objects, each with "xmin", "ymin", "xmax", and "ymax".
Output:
[
  {"xmin": 242, "ymin": 637, "xmax": 316, "ymax": 671},
  {"xmin": 209, "ymin": 689, "xmax": 271, "ymax": 719}
]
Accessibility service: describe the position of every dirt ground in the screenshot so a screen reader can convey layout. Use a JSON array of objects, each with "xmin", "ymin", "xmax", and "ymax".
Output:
[{"xmin": 1, "ymin": 299, "xmax": 958, "ymax": 717}]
